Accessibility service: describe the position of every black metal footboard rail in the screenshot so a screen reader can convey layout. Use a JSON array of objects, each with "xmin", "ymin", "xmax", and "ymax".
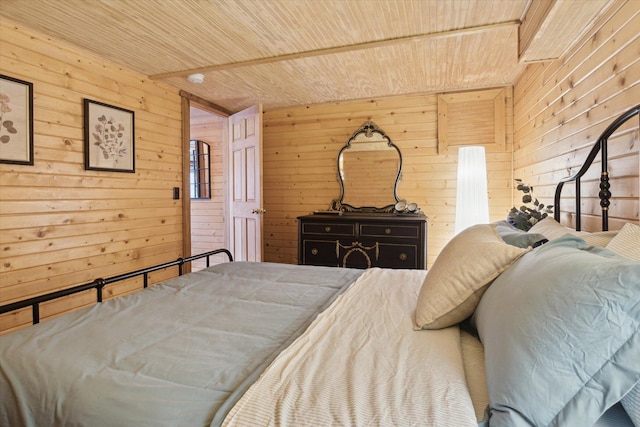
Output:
[
  {"xmin": 0, "ymin": 249, "xmax": 233, "ymax": 325},
  {"xmin": 554, "ymin": 105, "xmax": 640, "ymax": 231}
]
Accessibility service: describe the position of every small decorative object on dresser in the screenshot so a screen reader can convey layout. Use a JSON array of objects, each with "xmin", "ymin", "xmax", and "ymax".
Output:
[{"xmin": 299, "ymin": 121, "xmax": 427, "ymax": 269}]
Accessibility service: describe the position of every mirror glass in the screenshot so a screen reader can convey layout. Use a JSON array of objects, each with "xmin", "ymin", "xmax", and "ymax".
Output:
[
  {"xmin": 332, "ymin": 122, "xmax": 401, "ymax": 212},
  {"xmin": 190, "ymin": 139, "xmax": 211, "ymax": 199}
]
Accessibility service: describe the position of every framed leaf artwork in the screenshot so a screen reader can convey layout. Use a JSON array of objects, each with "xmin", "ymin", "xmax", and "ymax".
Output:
[
  {"xmin": 84, "ymin": 98, "xmax": 135, "ymax": 173},
  {"xmin": 0, "ymin": 74, "xmax": 34, "ymax": 165}
]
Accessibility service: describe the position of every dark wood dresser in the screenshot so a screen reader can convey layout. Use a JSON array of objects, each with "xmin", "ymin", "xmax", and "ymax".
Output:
[{"xmin": 297, "ymin": 213, "xmax": 427, "ymax": 269}]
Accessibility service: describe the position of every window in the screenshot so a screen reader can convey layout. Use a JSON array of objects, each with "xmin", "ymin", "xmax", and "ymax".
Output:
[{"xmin": 189, "ymin": 139, "xmax": 211, "ymax": 199}]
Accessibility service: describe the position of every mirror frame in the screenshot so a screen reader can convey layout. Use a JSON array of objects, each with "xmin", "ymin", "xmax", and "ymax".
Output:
[{"xmin": 331, "ymin": 121, "xmax": 402, "ymax": 213}]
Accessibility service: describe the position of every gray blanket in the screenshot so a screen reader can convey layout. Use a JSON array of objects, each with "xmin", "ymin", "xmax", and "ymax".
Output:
[{"xmin": 0, "ymin": 261, "xmax": 362, "ymax": 427}]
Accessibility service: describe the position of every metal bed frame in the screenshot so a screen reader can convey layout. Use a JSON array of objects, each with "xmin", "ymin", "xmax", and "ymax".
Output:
[
  {"xmin": 554, "ymin": 104, "xmax": 640, "ymax": 231},
  {"xmin": 0, "ymin": 249, "xmax": 233, "ymax": 325}
]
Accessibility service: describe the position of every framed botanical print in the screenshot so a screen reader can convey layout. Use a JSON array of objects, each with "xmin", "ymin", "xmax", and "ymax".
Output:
[
  {"xmin": 84, "ymin": 98, "xmax": 135, "ymax": 173},
  {"xmin": 0, "ymin": 74, "xmax": 34, "ymax": 165}
]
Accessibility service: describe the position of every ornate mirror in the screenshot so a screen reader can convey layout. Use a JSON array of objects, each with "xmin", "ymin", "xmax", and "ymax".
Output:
[{"xmin": 331, "ymin": 121, "xmax": 402, "ymax": 213}]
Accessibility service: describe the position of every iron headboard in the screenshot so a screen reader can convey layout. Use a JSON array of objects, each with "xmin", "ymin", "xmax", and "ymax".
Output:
[{"xmin": 553, "ymin": 105, "xmax": 640, "ymax": 231}]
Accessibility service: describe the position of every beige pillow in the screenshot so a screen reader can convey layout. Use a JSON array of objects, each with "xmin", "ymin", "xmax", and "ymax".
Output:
[
  {"xmin": 528, "ymin": 217, "xmax": 617, "ymax": 247},
  {"xmin": 606, "ymin": 223, "xmax": 640, "ymax": 261},
  {"xmin": 581, "ymin": 231, "xmax": 618, "ymax": 247},
  {"xmin": 528, "ymin": 217, "xmax": 580, "ymax": 240},
  {"xmin": 460, "ymin": 330, "xmax": 489, "ymax": 422},
  {"xmin": 414, "ymin": 224, "xmax": 530, "ymax": 330}
]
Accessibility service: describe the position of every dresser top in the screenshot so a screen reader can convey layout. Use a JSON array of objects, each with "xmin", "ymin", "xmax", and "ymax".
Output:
[{"xmin": 298, "ymin": 212, "xmax": 427, "ymax": 223}]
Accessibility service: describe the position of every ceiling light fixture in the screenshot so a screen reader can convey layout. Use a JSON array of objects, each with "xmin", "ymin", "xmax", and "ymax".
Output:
[{"xmin": 187, "ymin": 73, "xmax": 205, "ymax": 84}]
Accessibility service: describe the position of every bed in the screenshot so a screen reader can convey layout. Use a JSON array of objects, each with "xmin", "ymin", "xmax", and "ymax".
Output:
[{"xmin": 1, "ymin": 105, "xmax": 639, "ymax": 427}]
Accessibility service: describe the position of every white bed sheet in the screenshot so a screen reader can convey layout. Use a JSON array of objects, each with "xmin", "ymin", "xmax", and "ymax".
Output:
[{"xmin": 223, "ymin": 267, "xmax": 478, "ymax": 427}]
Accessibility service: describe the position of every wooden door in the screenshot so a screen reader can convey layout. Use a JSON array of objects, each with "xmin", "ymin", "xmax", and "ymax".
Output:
[{"xmin": 229, "ymin": 105, "xmax": 263, "ymax": 261}]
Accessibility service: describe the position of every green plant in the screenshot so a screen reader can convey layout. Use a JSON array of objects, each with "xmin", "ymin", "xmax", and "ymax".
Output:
[{"xmin": 507, "ymin": 179, "xmax": 553, "ymax": 231}]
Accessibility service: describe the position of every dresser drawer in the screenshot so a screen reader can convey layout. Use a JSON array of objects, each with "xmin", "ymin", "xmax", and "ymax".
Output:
[
  {"xmin": 301, "ymin": 240, "xmax": 339, "ymax": 267},
  {"xmin": 377, "ymin": 243, "xmax": 418, "ymax": 269},
  {"xmin": 302, "ymin": 222, "xmax": 355, "ymax": 236},
  {"xmin": 360, "ymin": 224, "xmax": 420, "ymax": 239}
]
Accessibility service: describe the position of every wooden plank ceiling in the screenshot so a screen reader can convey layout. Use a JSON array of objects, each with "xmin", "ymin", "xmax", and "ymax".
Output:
[{"xmin": 0, "ymin": 0, "xmax": 614, "ymax": 113}]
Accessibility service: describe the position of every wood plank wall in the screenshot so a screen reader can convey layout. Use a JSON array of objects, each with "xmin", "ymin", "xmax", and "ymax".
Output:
[
  {"xmin": 0, "ymin": 18, "xmax": 183, "ymax": 333},
  {"xmin": 189, "ymin": 109, "xmax": 226, "ymax": 270},
  {"xmin": 262, "ymin": 91, "xmax": 515, "ymax": 268},
  {"xmin": 2, "ymin": 0, "xmax": 636, "ymax": 334},
  {"xmin": 514, "ymin": 0, "xmax": 639, "ymax": 231}
]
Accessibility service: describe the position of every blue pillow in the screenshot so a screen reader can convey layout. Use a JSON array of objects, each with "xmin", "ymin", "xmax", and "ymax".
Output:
[
  {"xmin": 494, "ymin": 220, "xmax": 548, "ymax": 248},
  {"xmin": 472, "ymin": 235, "xmax": 640, "ymax": 427}
]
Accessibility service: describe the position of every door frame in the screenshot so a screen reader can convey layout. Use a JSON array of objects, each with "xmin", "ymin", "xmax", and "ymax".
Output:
[{"xmin": 180, "ymin": 91, "xmax": 231, "ymax": 271}]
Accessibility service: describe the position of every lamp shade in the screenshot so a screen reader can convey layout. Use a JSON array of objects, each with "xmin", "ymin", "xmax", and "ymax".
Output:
[{"xmin": 455, "ymin": 146, "xmax": 489, "ymax": 234}]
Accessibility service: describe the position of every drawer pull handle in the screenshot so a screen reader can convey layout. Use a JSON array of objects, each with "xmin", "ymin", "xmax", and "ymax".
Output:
[
  {"xmin": 311, "ymin": 248, "xmax": 319, "ymax": 255},
  {"xmin": 324, "ymin": 226, "xmax": 331, "ymax": 232},
  {"xmin": 399, "ymin": 253, "xmax": 407, "ymax": 261},
  {"xmin": 385, "ymin": 228, "xmax": 392, "ymax": 235}
]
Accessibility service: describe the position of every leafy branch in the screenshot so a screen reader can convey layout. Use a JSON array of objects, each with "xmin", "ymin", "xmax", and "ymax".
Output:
[
  {"xmin": 507, "ymin": 179, "xmax": 553, "ymax": 231},
  {"xmin": 92, "ymin": 114, "xmax": 127, "ymax": 163}
]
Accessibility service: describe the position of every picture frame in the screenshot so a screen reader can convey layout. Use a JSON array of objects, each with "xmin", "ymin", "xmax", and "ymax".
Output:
[
  {"xmin": 0, "ymin": 74, "xmax": 34, "ymax": 165},
  {"xmin": 84, "ymin": 98, "xmax": 135, "ymax": 173}
]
